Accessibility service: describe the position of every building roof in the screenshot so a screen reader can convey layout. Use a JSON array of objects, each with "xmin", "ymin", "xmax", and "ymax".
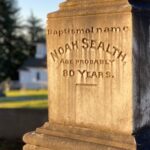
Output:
[{"xmin": 20, "ymin": 57, "xmax": 47, "ymax": 71}]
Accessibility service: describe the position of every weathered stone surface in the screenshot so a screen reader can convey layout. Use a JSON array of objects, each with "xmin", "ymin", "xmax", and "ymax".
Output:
[
  {"xmin": 47, "ymin": 0, "xmax": 133, "ymax": 135},
  {"xmin": 132, "ymin": 10, "xmax": 150, "ymax": 132},
  {"xmin": 51, "ymin": 0, "xmax": 131, "ymax": 17},
  {"xmin": 23, "ymin": 0, "xmax": 150, "ymax": 149},
  {"xmin": 23, "ymin": 123, "xmax": 135, "ymax": 150}
]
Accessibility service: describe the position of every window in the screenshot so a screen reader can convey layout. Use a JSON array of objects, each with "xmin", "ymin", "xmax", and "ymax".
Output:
[{"xmin": 36, "ymin": 72, "xmax": 40, "ymax": 81}]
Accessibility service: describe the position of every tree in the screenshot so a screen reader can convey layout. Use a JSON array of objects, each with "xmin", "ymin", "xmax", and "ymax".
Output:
[
  {"xmin": 0, "ymin": 0, "xmax": 29, "ymax": 82},
  {"xmin": 25, "ymin": 12, "xmax": 45, "ymax": 56}
]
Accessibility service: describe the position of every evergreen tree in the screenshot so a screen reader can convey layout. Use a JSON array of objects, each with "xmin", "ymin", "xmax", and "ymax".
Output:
[
  {"xmin": 25, "ymin": 12, "xmax": 45, "ymax": 56},
  {"xmin": 0, "ymin": 0, "xmax": 29, "ymax": 82}
]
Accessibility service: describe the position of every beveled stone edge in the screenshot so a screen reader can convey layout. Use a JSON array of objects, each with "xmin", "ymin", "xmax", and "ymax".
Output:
[
  {"xmin": 23, "ymin": 129, "xmax": 136, "ymax": 150},
  {"xmin": 27, "ymin": 122, "xmax": 136, "ymax": 150},
  {"xmin": 23, "ymin": 144, "xmax": 51, "ymax": 150},
  {"xmin": 60, "ymin": 0, "xmax": 128, "ymax": 9},
  {"xmin": 39, "ymin": 122, "xmax": 135, "ymax": 144},
  {"xmin": 47, "ymin": 0, "xmax": 132, "ymax": 18}
]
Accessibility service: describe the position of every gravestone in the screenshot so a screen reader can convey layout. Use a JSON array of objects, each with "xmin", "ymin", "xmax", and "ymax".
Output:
[{"xmin": 23, "ymin": 0, "xmax": 150, "ymax": 149}]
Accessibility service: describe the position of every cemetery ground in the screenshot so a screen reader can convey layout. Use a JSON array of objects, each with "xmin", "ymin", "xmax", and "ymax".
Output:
[
  {"xmin": 0, "ymin": 90, "xmax": 48, "ymax": 108},
  {"xmin": 0, "ymin": 89, "xmax": 48, "ymax": 150}
]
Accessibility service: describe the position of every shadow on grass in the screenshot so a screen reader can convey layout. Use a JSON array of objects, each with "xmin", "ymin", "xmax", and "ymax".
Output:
[
  {"xmin": 0, "ymin": 95, "xmax": 48, "ymax": 102},
  {"xmin": 0, "ymin": 138, "xmax": 24, "ymax": 150}
]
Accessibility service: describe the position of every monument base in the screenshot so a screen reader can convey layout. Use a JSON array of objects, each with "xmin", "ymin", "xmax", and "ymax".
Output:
[{"xmin": 23, "ymin": 123, "xmax": 136, "ymax": 150}]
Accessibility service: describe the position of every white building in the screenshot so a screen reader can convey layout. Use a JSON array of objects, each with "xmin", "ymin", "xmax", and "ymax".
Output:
[{"xmin": 19, "ymin": 43, "xmax": 48, "ymax": 89}]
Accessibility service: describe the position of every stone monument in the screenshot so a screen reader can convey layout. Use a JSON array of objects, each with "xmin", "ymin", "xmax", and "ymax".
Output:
[{"xmin": 23, "ymin": 0, "xmax": 150, "ymax": 149}]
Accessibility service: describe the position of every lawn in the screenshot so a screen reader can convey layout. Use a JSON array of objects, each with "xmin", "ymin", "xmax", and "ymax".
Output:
[
  {"xmin": 5, "ymin": 89, "xmax": 48, "ymax": 97},
  {"xmin": 0, "ymin": 90, "xmax": 48, "ymax": 109}
]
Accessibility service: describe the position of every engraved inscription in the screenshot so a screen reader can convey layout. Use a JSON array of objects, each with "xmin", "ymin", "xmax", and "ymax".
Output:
[
  {"xmin": 63, "ymin": 70, "xmax": 113, "ymax": 79},
  {"xmin": 50, "ymin": 37, "xmax": 127, "ymax": 63},
  {"xmin": 47, "ymin": 26, "xmax": 129, "ymax": 37},
  {"xmin": 60, "ymin": 59, "xmax": 115, "ymax": 65},
  {"xmin": 49, "ymin": 26, "xmax": 128, "ymax": 81}
]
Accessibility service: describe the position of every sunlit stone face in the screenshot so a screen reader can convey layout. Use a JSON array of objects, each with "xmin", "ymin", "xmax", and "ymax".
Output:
[{"xmin": 47, "ymin": 11, "xmax": 133, "ymax": 134}]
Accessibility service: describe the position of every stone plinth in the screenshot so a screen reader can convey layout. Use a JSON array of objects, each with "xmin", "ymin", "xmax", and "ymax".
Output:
[
  {"xmin": 23, "ymin": 123, "xmax": 135, "ymax": 150},
  {"xmin": 23, "ymin": 0, "xmax": 150, "ymax": 149}
]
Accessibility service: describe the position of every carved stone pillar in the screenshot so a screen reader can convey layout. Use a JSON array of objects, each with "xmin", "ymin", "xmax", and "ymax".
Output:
[{"xmin": 23, "ymin": 0, "xmax": 150, "ymax": 149}]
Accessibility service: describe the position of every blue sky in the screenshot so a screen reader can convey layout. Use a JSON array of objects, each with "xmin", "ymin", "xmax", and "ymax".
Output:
[{"xmin": 17, "ymin": 0, "xmax": 65, "ymax": 25}]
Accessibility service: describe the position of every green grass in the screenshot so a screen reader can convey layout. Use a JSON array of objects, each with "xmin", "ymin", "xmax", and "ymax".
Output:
[
  {"xmin": 0, "ymin": 90, "xmax": 48, "ymax": 109},
  {"xmin": 5, "ymin": 89, "xmax": 48, "ymax": 97},
  {"xmin": 0, "ymin": 100, "xmax": 48, "ymax": 108}
]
